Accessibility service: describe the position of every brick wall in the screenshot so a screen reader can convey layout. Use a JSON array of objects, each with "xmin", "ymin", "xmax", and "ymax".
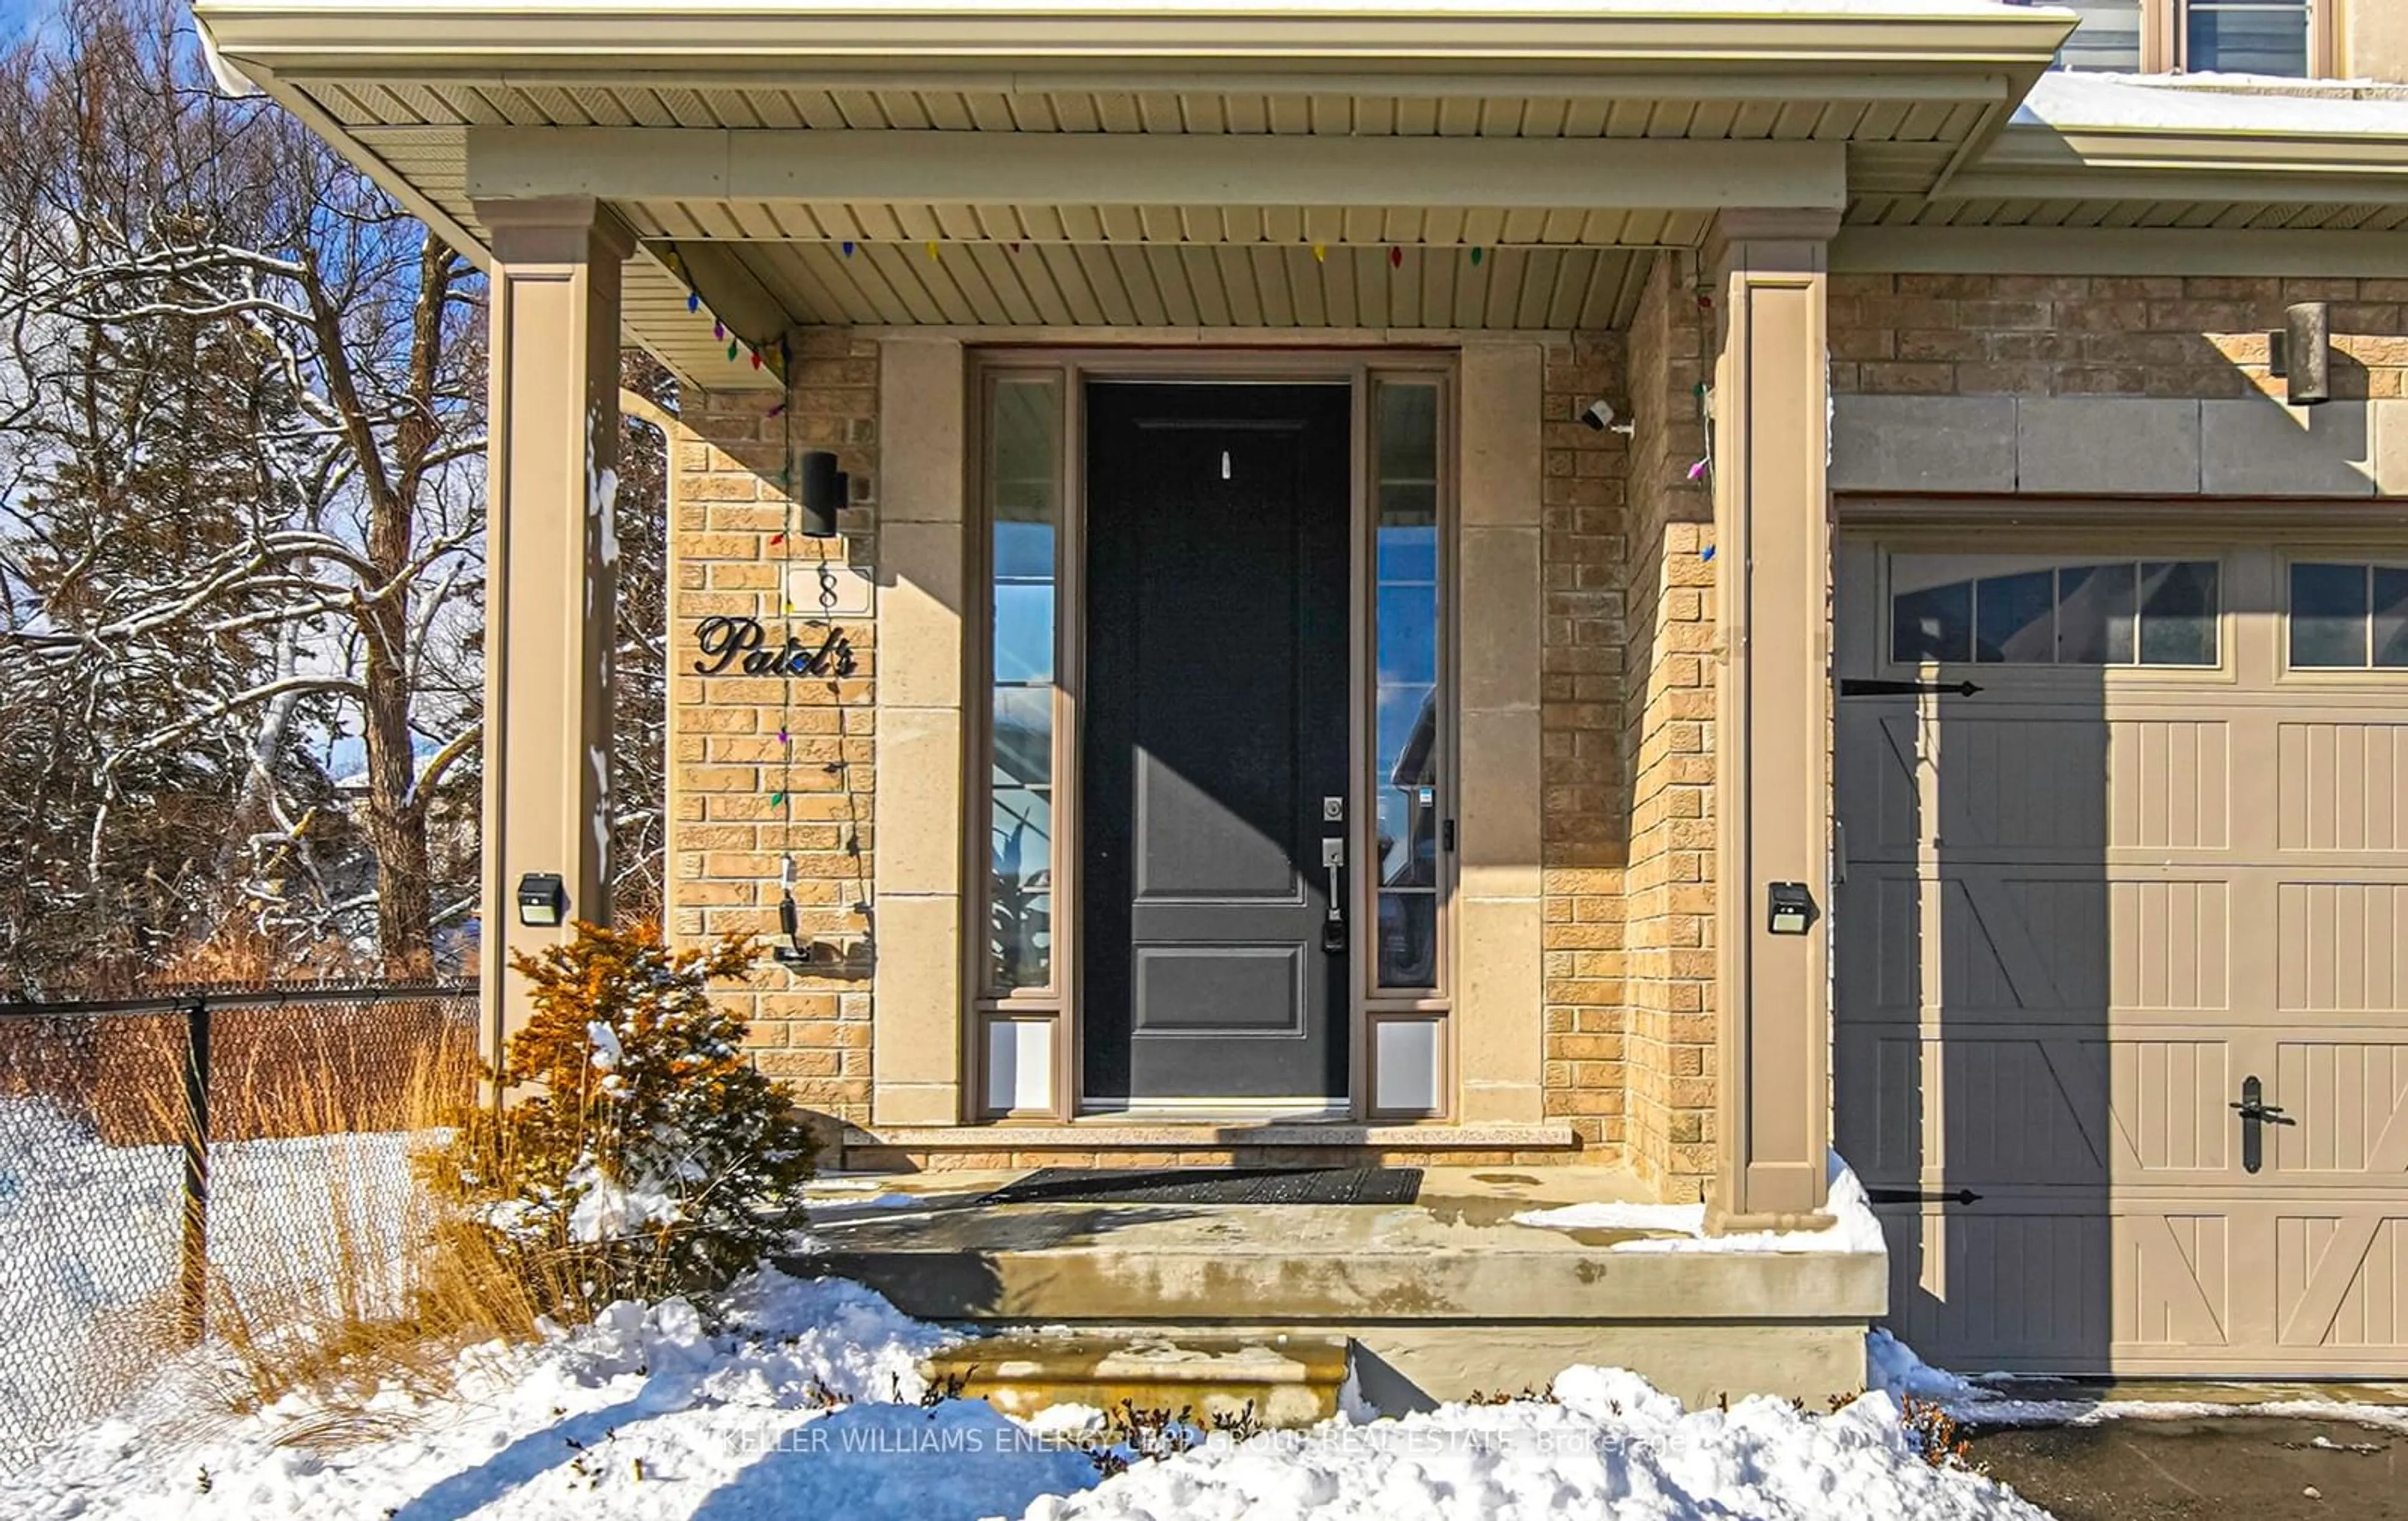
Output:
[
  {"xmin": 663, "ymin": 322, "xmax": 1727, "ymax": 1190},
  {"xmin": 1831, "ymin": 273, "xmax": 2408, "ymax": 399},
  {"xmin": 1616, "ymin": 255, "xmax": 1720, "ymax": 1199},
  {"xmin": 1538, "ymin": 332, "xmax": 1630, "ymax": 1159},
  {"xmin": 667, "ymin": 329, "xmax": 880, "ymax": 1132}
]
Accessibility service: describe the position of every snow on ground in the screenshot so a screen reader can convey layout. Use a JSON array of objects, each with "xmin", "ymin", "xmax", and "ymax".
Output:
[
  {"xmin": 1022, "ymin": 1367, "xmax": 2046, "ymax": 1521},
  {"xmin": 0, "ymin": 1096, "xmax": 422, "ymax": 1459},
  {"xmin": 1511, "ymin": 1151, "xmax": 1888, "ymax": 1254},
  {"xmin": 1868, "ymin": 1325, "xmax": 2408, "ymax": 1437},
  {"xmin": 21, "ymin": 1266, "xmax": 2051, "ymax": 1521}
]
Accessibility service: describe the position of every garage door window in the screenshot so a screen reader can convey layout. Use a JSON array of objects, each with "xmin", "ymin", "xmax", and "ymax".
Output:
[
  {"xmin": 2288, "ymin": 561, "xmax": 2408, "ymax": 669},
  {"xmin": 1891, "ymin": 557, "xmax": 2220, "ymax": 668}
]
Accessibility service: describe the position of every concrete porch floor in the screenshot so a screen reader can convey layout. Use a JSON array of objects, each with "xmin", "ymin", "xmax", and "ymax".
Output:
[{"xmin": 784, "ymin": 1166, "xmax": 1887, "ymax": 1414}]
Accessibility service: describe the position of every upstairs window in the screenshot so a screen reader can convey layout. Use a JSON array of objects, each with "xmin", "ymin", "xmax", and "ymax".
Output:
[
  {"xmin": 2039, "ymin": 0, "xmax": 2316, "ymax": 77},
  {"xmin": 2185, "ymin": 1, "xmax": 2310, "ymax": 76},
  {"xmin": 2057, "ymin": 1, "xmax": 2146, "ymax": 71}
]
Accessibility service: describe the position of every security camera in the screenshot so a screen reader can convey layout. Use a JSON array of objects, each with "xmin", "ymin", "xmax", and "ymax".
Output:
[{"xmin": 1579, "ymin": 399, "xmax": 1636, "ymax": 438}]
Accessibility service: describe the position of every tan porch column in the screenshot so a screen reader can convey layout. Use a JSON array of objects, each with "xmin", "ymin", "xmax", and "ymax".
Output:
[
  {"xmin": 1455, "ymin": 339, "xmax": 1546, "ymax": 1124},
  {"xmin": 870, "ymin": 335, "xmax": 968, "ymax": 1126},
  {"xmin": 474, "ymin": 196, "xmax": 633, "ymax": 1079},
  {"xmin": 1708, "ymin": 209, "xmax": 1839, "ymax": 1226}
]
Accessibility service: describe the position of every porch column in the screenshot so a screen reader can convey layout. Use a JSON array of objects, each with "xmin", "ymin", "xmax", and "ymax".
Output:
[
  {"xmin": 474, "ymin": 196, "xmax": 633, "ymax": 1078},
  {"xmin": 1708, "ymin": 209, "xmax": 1839, "ymax": 1226},
  {"xmin": 870, "ymin": 335, "xmax": 968, "ymax": 1126},
  {"xmin": 1455, "ymin": 339, "xmax": 1547, "ymax": 1124}
]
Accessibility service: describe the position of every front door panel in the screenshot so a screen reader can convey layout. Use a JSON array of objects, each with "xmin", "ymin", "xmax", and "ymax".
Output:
[{"xmin": 1082, "ymin": 382, "xmax": 1352, "ymax": 1106}]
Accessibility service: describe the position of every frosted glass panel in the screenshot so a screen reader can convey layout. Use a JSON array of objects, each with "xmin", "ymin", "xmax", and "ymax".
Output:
[
  {"xmin": 985, "ymin": 1019, "xmax": 1054, "ymax": 1113},
  {"xmin": 1374, "ymin": 1019, "xmax": 1442, "ymax": 1114}
]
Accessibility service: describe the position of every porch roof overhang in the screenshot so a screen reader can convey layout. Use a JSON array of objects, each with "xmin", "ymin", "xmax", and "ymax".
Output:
[
  {"xmin": 1846, "ymin": 73, "xmax": 2408, "ymax": 259},
  {"xmin": 192, "ymin": 0, "xmax": 2081, "ymax": 384},
  {"xmin": 189, "ymin": 5, "xmax": 2403, "ymax": 384}
]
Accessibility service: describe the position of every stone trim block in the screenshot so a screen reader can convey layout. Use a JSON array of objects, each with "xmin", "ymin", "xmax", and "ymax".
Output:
[
  {"xmin": 2017, "ymin": 397, "xmax": 2201, "ymax": 496},
  {"xmin": 2200, "ymin": 399, "xmax": 2374, "ymax": 498},
  {"xmin": 1829, "ymin": 396, "xmax": 2015, "ymax": 493}
]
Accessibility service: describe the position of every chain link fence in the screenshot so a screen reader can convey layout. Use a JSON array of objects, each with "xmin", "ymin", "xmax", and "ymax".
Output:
[{"xmin": 0, "ymin": 983, "xmax": 477, "ymax": 1468}]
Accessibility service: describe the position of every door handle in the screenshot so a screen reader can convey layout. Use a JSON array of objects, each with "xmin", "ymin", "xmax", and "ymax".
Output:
[
  {"xmin": 2232, "ymin": 1074, "xmax": 2294, "ymax": 1174},
  {"xmin": 1320, "ymin": 837, "xmax": 1346, "ymax": 954}
]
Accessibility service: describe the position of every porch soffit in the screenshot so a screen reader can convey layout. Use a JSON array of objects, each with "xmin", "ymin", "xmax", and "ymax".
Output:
[
  {"xmin": 212, "ymin": 7, "xmax": 2405, "ymax": 365},
  {"xmin": 190, "ymin": 2, "xmax": 2084, "ymax": 380}
]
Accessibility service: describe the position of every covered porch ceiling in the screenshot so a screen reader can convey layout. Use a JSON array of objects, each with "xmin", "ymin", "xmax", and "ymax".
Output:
[{"xmin": 205, "ymin": 2, "xmax": 2408, "ymax": 391}]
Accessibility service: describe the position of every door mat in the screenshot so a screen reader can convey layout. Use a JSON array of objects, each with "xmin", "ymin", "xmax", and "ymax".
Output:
[{"xmin": 980, "ymin": 1166, "xmax": 1423, "ymax": 1207}]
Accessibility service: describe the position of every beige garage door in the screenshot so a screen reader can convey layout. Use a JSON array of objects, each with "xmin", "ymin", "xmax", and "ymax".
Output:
[{"xmin": 1836, "ymin": 535, "xmax": 2408, "ymax": 1377}]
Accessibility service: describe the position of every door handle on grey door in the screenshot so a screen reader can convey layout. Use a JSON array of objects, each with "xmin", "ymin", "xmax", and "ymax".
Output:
[{"xmin": 1320, "ymin": 837, "xmax": 1346, "ymax": 953}]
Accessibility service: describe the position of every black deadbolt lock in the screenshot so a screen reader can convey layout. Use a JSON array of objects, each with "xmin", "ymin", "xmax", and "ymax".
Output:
[{"xmin": 1767, "ymin": 882, "xmax": 1815, "ymax": 936}]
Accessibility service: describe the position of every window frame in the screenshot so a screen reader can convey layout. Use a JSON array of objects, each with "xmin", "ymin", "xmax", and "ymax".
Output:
[
  {"xmin": 2279, "ymin": 553, "xmax": 2408, "ymax": 680},
  {"xmin": 2054, "ymin": 0, "xmax": 2331, "ymax": 77},
  {"xmin": 1884, "ymin": 553, "xmax": 2233, "ymax": 675},
  {"xmin": 963, "ymin": 349, "xmax": 1460, "ymax": 1123}
]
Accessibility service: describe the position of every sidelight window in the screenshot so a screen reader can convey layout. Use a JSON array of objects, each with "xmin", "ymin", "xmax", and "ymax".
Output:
[
  {"xmin": 985, "ymin": 377, "xmax": 1062, "ymax": 994},
  {"xmin": 1372, "ymin": 380, "xmax": 1443, "ymax": 992}
]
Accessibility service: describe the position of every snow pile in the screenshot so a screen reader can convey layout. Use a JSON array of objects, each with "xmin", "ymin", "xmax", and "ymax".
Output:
[
  {"xmin": 1866, "ymin": 1329, "xmax": 1977, "ymax": 1400},
  {"xmin": 2019, "ymin": 71, "xmax": 2408, "ymax": 135},
  {"xmin": 1028, "ymin": 1368, "xmax": 2045, "ymax": 1521},
  {"xmin": 23, "ymin": 1265, "xmax": 2057, "ymax": 1521},
  {"xmin": 1931, "ymin": 1385, "xmax": 2408, "ymax": 1437},
  {"xmin": 1511, "ymin": 1150, "xmax": 1888, "ymax": 1254},
  {"xmin": 22, "ymin": 1270, "xmax": 1093, "ymax": 1521}
]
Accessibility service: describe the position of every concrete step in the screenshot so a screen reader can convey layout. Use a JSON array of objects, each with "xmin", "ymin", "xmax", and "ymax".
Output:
[
  {"xmin": 795, "ymin": 1165, "xmax": 1884, "ymax": 1411},
  {"xmin": 926, "ymin": 1330, "xmax": 1351, "ymax": 1429}
]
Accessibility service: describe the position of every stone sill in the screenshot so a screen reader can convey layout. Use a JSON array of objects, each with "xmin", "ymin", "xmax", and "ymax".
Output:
[{"xmin": 840, "ymin": 1120, "xmax": 1582, "ymax": 1150}]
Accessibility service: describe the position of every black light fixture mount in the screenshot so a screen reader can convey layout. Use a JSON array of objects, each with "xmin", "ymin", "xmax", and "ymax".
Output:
[
  {"xmin": 800, "ymin": 449, "xmax": 848, "ymax": 539},
  {"xmin": 2268, "ymin": 301, "xmax": 2332, "ymax": 407},
  {"xmin": 515, "ymin": 871, "xmax": 568, "ymax": 928}
]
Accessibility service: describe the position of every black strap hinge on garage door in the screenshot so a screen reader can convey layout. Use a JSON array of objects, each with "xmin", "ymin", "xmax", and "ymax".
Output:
[
  {"xmin": 1839, "ymin": 679, "xmax": 1984, "ymax": 698},
  {"xmin": 1864, "ymin": 1187, "xmax": 1983, "ymax": 1206}
]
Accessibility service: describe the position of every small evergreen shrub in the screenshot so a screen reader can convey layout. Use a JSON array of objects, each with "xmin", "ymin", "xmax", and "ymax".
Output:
[{"xmin": 425, "ymin": 923, "xmax": 816, "ymax": 1314}]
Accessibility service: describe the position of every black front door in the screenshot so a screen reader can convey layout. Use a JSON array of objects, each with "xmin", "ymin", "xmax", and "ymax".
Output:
[{"xmin": 1082, "ymin": 382, "xmax": 1352, "ymax": 1107}]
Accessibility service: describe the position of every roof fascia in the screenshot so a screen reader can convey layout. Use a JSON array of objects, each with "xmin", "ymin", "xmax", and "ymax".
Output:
[
  {"xmin": 1945, "ymin": 120, "xmax": 2408, "ymax": 206},
  {"xmin": 193, "ymin": 4, "xmax": 2078, "ymax": 80}
]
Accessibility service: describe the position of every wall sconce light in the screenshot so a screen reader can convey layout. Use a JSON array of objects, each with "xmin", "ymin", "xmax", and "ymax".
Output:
[
  {"xmin": 2269, "ymin": 301, "xmax": 2332, "ymax": 407},
  {"xmin": 515, "ymin": 872, "xmax": 568, "ymax": 928},
  {"xmin": 800, "ymin": 450, "xmax": 848, "ymax": 538}
]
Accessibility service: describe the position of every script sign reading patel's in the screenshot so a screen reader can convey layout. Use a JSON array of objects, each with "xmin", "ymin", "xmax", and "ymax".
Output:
[{"xmin": 691, "ymin": 615, "xmax": 858, "ymax": 678}]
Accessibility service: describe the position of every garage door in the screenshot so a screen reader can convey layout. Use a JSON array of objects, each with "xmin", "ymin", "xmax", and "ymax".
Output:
[{"xmin": 1836, "ymin": 537, "xmax": 2408, "ymax": 1376}]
